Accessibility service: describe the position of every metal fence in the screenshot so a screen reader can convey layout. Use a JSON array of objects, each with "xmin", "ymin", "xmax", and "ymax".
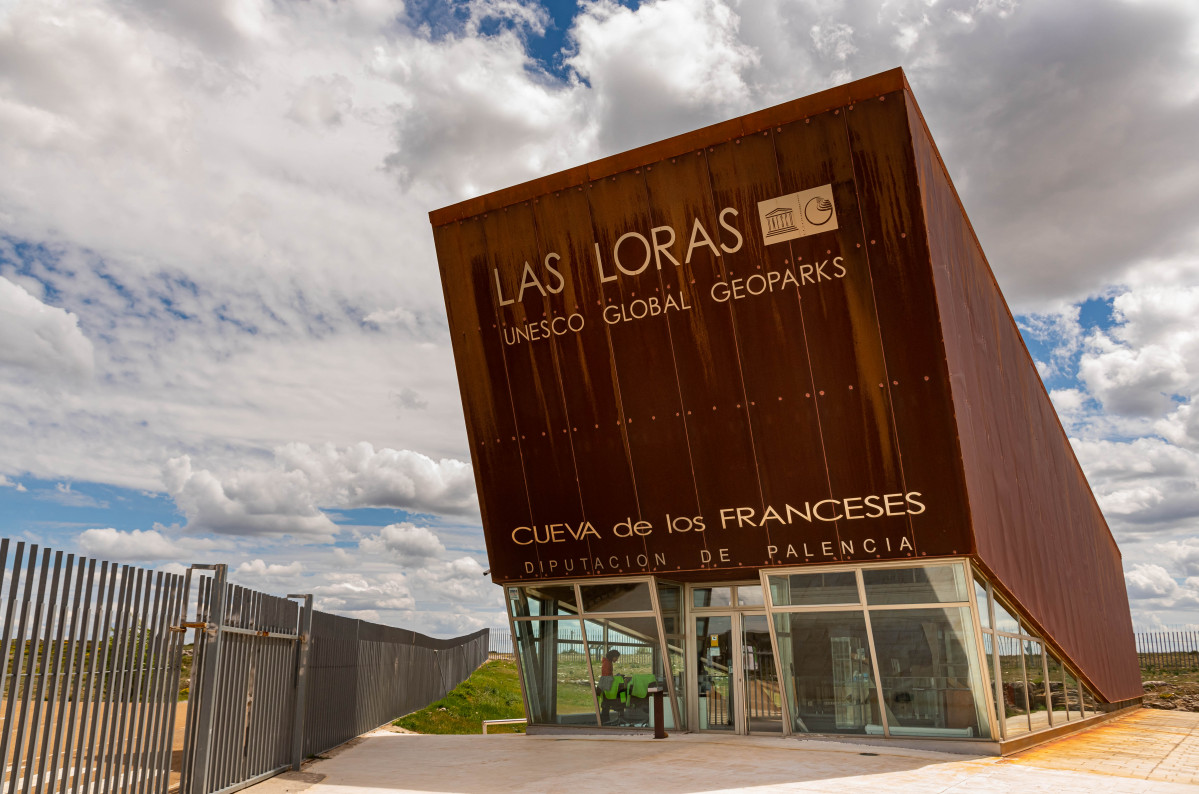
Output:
[
  {"xmin": 1, "ymin": 539, "xmax": 188, "ymax": 794},
  {"xmin": 1136, "ymin": 630, "xmax": 1199, "ymax": 675},
  {"xmin": 300, "ymin": 612, "xmax": 488, "ymax": 759},
  {"xmin": 488, "ymin": 628, "xmax": 514, "ymax": 659},
  {"xmin": 2, "ymin": 541, "xmax": 489, "ymax": 794}
]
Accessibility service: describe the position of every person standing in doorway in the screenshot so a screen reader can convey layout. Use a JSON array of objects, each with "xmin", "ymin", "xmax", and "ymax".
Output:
[
  {"xmin": 598, "ymin": 649, "xmax": 622, "ymax": 724},
  {"xmin": 601, "ymin": 649, "xmax": 620, "ymax": 678}
]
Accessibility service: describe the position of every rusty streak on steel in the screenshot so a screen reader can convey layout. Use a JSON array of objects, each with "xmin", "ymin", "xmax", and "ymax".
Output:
[{"xmin": 430, "ymin": 67, "xmax": 1140, "ymax": 703}]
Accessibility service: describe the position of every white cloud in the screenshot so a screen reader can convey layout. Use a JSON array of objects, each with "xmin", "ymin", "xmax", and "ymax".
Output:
[
  {"xmin": 1083, "ymin": 284, "xmax": 1199, "ymax": 446},
  {"xmin": 165, "ymin": 455, "xmax": 338, "ymax": 538},
  {"xmin": 410, "ymin": 555, "xmax": 493, "ymax": 603},
  {"xmin": 1153, "ymin": 538, "xmax": 1199, "ymax": 579},
  {"xmin": 310, "ymin": 571, "xmax": 417, "ymax": 613},
  {"xmin": 1019, "ymin": 305, "xmax": 1084, "ymax": 379},
  {"xmin": 286, "ymin": 74, "xmax": 354, "ymax": 128},
  {"xmin": 234, "ymin": 558, "xmax": 303, "ymax": 579},
  {"xmin": 1048, "ymin": 388, "xmax": 1086, "ymax": 422},
  {"xmin": 359, "ymin": 522, "xmax": 446, "ymax": 562},
  {"xmin": 33, "ymin": 483, "xmax": 108, "ymax": 509},
  {"xmin": 163, "ymin": 444, "xmax": 475, "ymax": 538},
  {"xmin": 1125, "ymin": 563, "xmax": 1199, "ymax": 612},
  {"xmin": 391, "ymin": 387, "xmax": 428, "ymax": 411},
  {"xmin": 0, "ymin": 475, "xmax": 26, "ymax": 492},
  {"xmin": 1072, "ymin": 437, "xmax": 1199, "ymax": 533},
  {"xmin": 0, "ymin": 276, "xmax": 94, "ymax": 381},
  {"xmin": 273, "ymin": 442, "xmax": 476, "ymax": 513},
  {"xmin": 566, "ymin": 0, "xmax": 757, "ymax": 154},
  {"xmin": 78, "ymin": 527, "xmax": 215, "ymax": 561}
]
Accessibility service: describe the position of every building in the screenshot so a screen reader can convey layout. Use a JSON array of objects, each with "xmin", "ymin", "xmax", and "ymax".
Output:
[{"xmin": 429, "ymin": 68, "xmax": 1142, "ymax": 753}]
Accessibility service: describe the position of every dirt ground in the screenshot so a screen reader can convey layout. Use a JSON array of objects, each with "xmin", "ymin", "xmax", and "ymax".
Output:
[
  {"xmin": 1143, "ymin": 677, "xmax": 1199, "ymax": 712},
  {"xmin": 1, "ymin": 699, "xmax": 186, "ymax": 789}
]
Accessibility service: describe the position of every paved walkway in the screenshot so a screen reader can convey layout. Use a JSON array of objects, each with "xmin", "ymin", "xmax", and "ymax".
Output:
[{"xmin": 247, "ymin": 709, "xmax": 1199, "ymax": 793}]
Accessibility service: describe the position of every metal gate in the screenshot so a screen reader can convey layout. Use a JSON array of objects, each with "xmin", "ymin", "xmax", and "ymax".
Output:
[
  {"xmin": 2, "ymin": 540, "xmax": 489, "ymax": 794},
  {"xmin": 1, "ymin": 540, "xmax": 188, "ymax": 793},
  {"xmin": 178, "ymin": 565, "xmax": 310, "ymax": 794}
]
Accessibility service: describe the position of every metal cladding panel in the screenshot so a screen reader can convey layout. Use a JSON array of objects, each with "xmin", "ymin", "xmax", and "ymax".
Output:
[
  {"xmin": 432, "ymin": 70, "xmax": 973, "ymax": 584},
  {"xmin": 904, "ymin": 93, "xmax": 1141, "ymax": 702}
]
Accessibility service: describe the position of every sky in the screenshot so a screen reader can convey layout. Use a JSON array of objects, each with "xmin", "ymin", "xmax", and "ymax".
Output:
[{"xmin": 1, "ymin": 0, "xmax": 1197, "ymax": 636}]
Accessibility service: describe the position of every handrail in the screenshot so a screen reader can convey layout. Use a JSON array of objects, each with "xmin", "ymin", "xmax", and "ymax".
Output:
[{"xmin": 481, "ymin": 718, "xmax": 527, "ymax": 734}]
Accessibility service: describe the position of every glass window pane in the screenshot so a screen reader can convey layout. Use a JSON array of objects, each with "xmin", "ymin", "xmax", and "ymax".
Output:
[
  {"xmin": 767, "ymin": 571, "xmax": 859, "ymax": 606},
  {"xmin": 1045, "ymin": 651, "xmax": 1069, "ymax": 725},
  {"xmin": 1081, "ymin": 683, "xmax": 1101, "ymax": 718},
  {"xmin": 692, "ymin": 587, "xmax": 732, "ymax": 608},
  {"xmin": 587, "ymin": 616, "xmax": 665, "ymax": 728},
  {"xmin": 513, "ymin": 618, "xmax": 596, "ymax": 726},
  {"xmin": 508, "ymin": 585, "xmax": 577, "ymax": 618},
  {"xmin": 993, "ymin": 597, "xmax": 1020, "ymax": 635},
  {"xmin": 580, "ymin": 582, "xmax": 653, "ymax": 613},
  {"xmin": 983, "ymin": 633, "xmax": 1001, "ymax": 732},
  {"xmin": 997, "ymin": 634, "xmax": 1030, "ymax": 736},
  {"xmin": 1023, "ymin": 639, "xmax": 1049, "ymax": 732},
  {"xmin": 695, "ymin": 615, "xmax": 734, "ymax": 731},
  {"xmin": 1064, "ymin": 668, "xmax": 1083, "ymax": 721},
  {"xmin": 656, "ymin": 581, "xmax": 685, "ymax": 730},
  {"xmin": 870, "ymin": 607, "xmax": 991, "ymax": 739},
  {"xmin": 773, "ymin": 610, "xmax": 880, "ymax": 735},
  {"xmin": 862, "ymin": 565, "xmax": 967, "ymax": 605},
  {"xmin": 974, "ymin": 577, "xmax": 991, "ymax": 629},
  {"xmin": 737, "ymin": 585, "xmax": 765, "ymax": 606},
  {"xmin": 741, "ymin": 613, "xmax": 783, "ymax": 733}
]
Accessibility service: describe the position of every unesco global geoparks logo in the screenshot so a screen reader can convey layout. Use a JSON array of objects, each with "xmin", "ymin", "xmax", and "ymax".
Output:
[{"xmin": 757, "ymin": 184, "xmax": 838, "ymax": 244}]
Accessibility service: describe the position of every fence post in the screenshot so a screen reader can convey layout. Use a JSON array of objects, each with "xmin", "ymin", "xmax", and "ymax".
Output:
[
  {"xmin": 289, "ymin": 594, "xmax": 314, "ymax": 771},
  {"xmin": 188, "ymin": 564, "xmax": 228, "ymax": 794}
]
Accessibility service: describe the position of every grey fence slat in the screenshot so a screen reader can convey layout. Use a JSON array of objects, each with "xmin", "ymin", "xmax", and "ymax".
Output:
[
  {"xmin": 30, "ymin": 553, "xmax": 71, "ymax": 794},
  {"xmin": 96, "ymin": 564, "xmax": 133, "ymax": 794},
  {"xmin": 73, "ymin": 560, "xmax": 109, "ymax": 794},
  {"xmin": 86, "ymin": 564, "xmax": 116, "ymax": 794},
  {"xmin": 157, "ymin": 570, "xmax": 189, "ymax": 794},
  {"xmin": 179, "ymin": 575, "xmax": 207, "ymax": 794},
  {"xmin": 117, "ymin": 567, "xmax": 149, "ymax": 792},
  {"xmin": 130, "ymin": 571, "xmax": 163, "ymax": 794},
  {"xmin": 0, "ymin": 541, "xmax": 26, "ymax": 792},
  {"xmin": 9, "ymin": 546, "xmax": 51, "ymax": 794},
  {"xmin": 2, "ymin": 545, "xmax": 35, "ymax": 792},
  {"xmin": 143, "ymin": 572, "xmax": 175, "ymax": 794},
  {"xmin": 45, "ymin": 556, "xmax": 85, "ymax": 793}
]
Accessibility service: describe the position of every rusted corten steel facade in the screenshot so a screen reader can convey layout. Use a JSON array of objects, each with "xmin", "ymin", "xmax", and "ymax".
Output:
[
  {"xmin": 430, "ymin": 68, "xmax": 1140, "ymax": 702},
  {"xmin": 903, "ymin": 97, "xmax": 1142, "ymax": 702}
]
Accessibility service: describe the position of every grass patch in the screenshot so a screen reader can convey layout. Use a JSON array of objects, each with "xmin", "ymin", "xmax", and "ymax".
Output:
[{"xmin": 395, "ymin": 658, "xmax": 527, "ymax": 734}]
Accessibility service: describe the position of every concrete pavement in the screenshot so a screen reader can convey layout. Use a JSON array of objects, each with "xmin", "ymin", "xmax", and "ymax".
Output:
[{"xmin": 245, "ymin": 708, "xmax": 1199, "ymax": 793}]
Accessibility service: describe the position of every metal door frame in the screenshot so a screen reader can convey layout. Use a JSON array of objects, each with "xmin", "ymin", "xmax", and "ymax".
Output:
[
  {"xmin": 688, "ymin": 610, "xmax": 743, "ymax": 734},
  {"xmin": 685, "ymin": 581, "xmax": 777, "ymax": 736}
]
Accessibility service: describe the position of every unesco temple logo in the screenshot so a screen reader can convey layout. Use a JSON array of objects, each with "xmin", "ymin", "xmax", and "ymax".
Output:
[{"xmin": 757, "ymin": 183, "xmax": 839, "ymax": 244}]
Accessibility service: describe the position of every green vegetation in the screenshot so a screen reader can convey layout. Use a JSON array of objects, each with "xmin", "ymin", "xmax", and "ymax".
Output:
[{"xmin": 394, "ymin": 658, "xmax": 527, "ymax": 734}]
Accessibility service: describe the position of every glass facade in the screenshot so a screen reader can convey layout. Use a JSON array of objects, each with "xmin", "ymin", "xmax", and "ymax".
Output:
[
  {"xmin": 869, "ymin": 607, "xmax": 986, "ymax": 737},
  {"xmin": 513, "ymin": 618, "xmax": 594, "ymax": 725},
  {"xmin": 508, "ymin": 578, "xmax": 680, "ymax": 731},
  {"xmin": 973, "ymin": 573, "xmax": 1103, "ymax": 739},
  {"xmin": 767, "ymin": 562, "xmax": 990, "ymax": 739},
  {"xmin": 773, "ymin": 610, "xmax": 878, "ymax": 734},
  {"xmin": 505, "ymin": 560, "xmax": 1108, "ymax": 743}
]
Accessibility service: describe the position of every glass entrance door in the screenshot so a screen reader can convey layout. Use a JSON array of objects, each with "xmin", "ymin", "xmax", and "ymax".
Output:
[
  {"xmin": 741, "ymin": 613, "xmax": 784, "ymax": 734},
  {"xmin": 693, "ymin": 612, "xmax": 783, "ymax": 734},
  {"xmin": 694, "ymin": 615, "xmax": 735, "ymax": 732}
]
